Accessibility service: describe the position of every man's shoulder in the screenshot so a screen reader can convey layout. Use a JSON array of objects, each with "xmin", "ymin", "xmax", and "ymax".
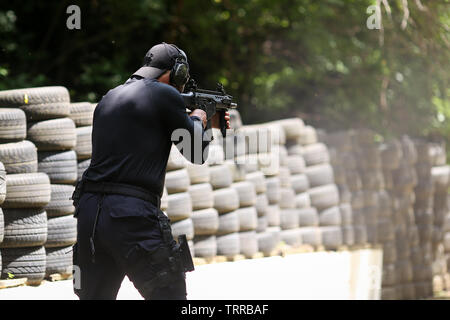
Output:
[{"xmin": 142, "ymin": 78, "xmax": 181, "ymax": 97}]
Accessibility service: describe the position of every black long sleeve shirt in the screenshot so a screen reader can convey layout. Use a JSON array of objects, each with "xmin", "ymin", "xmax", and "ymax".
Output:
[{"xmin": 82, "ymin": 77, "xmax": 211, "ymax": 197}]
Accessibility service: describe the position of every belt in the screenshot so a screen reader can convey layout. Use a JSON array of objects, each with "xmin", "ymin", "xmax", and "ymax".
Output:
[{"xmin": 78, "ymin": 180, "xmax": 161, "ymax": 209}]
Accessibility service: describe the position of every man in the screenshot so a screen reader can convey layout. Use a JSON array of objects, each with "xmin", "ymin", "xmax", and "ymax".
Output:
[{"xmin": 72, "ymin": 42, "xmax": 230, "ymax": 300}]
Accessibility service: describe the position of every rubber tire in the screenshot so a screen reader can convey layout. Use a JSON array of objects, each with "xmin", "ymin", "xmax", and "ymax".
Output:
[
  {"xmin": 298, "ymin": 125, "xmax": 317, "ymax": 146},
  {"xmin": 298, "ymin": 207, "xmax": 319, "ymax": 227},
  {"xmin": 383, "ymin": 241, "xmax": 397, "ymax": 264},
  {"xmin": 268, "ymin": 118, "xmax": 304, "ymax": 140},
  {"xmin": 185, "ymin": 163, "xmax": 210, "ymax": 184},
  {"xmin": 280, "ymin": 228, "xmax": 302, "ymax": 247},
  {"xmin": 231, "ymin": 181, "xmax": 257, "ymax": 207},
  {"xmin": 0, "ymin": 86, "xmax": 70, "ymax": 120},
  {"xmin": 377, "ymin": 218, "xmax": 395, "ymax": 242},
  {"xmin": 160, "ymin": 188, "xmax": 168, "ymax": 211},
  {"xmin": 27, "ymin": 118, "xmax": 76, "ymax": 151},
  {"xmin": 166, "ymin": 145, "xmax": 187, "ymax": 171},
  {"xmin": 318, "ymin": 206, "xmax": 342, "ymax": 226},
  {"xmin": 339, "ymin": 203, "xmax": 353, "ymax": 226},
  {"xmin": 257, "ymin": 232, "xmax": 277, "ymax": 255},
  {"xmin": 257, "ymin": 216, "xmax": 268, "ymax": 233},
  {"xmin": 346, "ymin": 170, "xmax": 362, "ymax": 192},
  {"xmin": 165, "ymin": 169, "xmax": 190, "ymax": 194},
  {"xmin": 341, "ymin": 225, "xmax": 355, "ymax": 246},
  {"xmin": 301, "ymin": 143, "xmax": 330, "ymax": 166},
  {"xmin": 209, "ymin": 164, "xmax": 233, "ymax": 189},
  {"xmin": 364, "ymin": 206, "xmax": 379, "ymax": 225},
  {"xmin": 74, "ymin": 126, "xmax": 92, "ymax": 160},
  {"xmin": 320, "ymin": 226, "xmax": 343, "ymax": 249},
  {"xmin": 170, "ymin": 218, "xmax": 194, "ymax": 241},
  {"xmin": 0, "ymin": 162, "xmax": 5, "ymax": 205},
  {"xmin": 280, "ymin": 208, "xmax": 299, "ymax": 230},
  {"xmin": 245, "ymin": 171, "xmax": 267, "ymax": 194},
  {"xmin": 239, "ymin": 230, "xmax": 258, "ymax": 257},
  {"xmin": 191, "ymin": 208, "xmax": 219, "ymax": 236},
  {"xmin": 382, "ymin": 264, "xmax": 397, "ymax": 286},
  {"xmin": 432, "ymin": 166, "xmax": 450, "ymax": 194},
  {"xmin": 77, "ymin": 159, "xmax": 91, "ymax": 181},
  {"xmin": 3, "ymin": 173, "xmax": 51, "ymax": 209},
  {"xmin": 353, "ymin": 225, "xmax": 368, "ymax": 245},
  {"xmin": 0, "ymin": 246, "xmax": 46, "ymax": 284},
  {"xmin": 0, "ymin": 140, "xmax": 38, "ymax": 174},
  {"xmin": 224, "ymin": 160, "xmax": 246, "ymax": 183},
  {"xmin": 188, "ymin": 183, "xmax": 214, "ymax": 210},
  {"xmin": 0, "ymin": 208, "xmax": 4, "ymax": 243},
  {"xmin": 265, "ymin": 176, "xmax": 281, "ymax": 205},
  {"xmin": 69, "ymin": 102, "xmax": 96, "ymax": 127},
  {"xmin": 205, "ymin": 144, "xmax": 224, "ymax": 166},
  {"xmin": 279, "ymin": 187, "xmax": 296, "ymax": 209},
  {"xmin": 286, "ymin": 155, "xmax": 306, "ymax": 175},
  {"xmin": 45, "ymin": 184, "xmax": 75, "ymax": 217},
  {"xmin": 193, "ymin": 235, "xmax": 217, "ymax": 258},
  {"xmin": 308, "ymin": 184, "xmax": 340, "ymax": 211},
  {"xmin": 213, "ymin": 188, "xmax": 240, "ymax": 214},
  {"xmin": 45, "ymin": 215, "xmax": 77, "ymax": 248},
  {"xmin": 45, "ymin": 246, "xmax": 73, "ymax": 277},
  {"xmin": 305, "ymin": 164, "xmax": 335, "ymax": 188},
  {"xmin": 278, "ymin": 166, "xmax": 292, "ymax": 188},
  {"xmin": 0, "ymin": 208, "xmax": 47, "ymax": 248},
  {"xmin": 0, "ymin": 108, "xmax": 27, "ymax": 142},
  {"xmin": 291, "ymin": 174, "xmax": 309, "ymax": 194},
  {"xmin": 295, "ymin": 192, "xmax": 311, "ymax": 209},
  {"xmin": 266, "ymin": 205, "xmax": 280, "ymax": 227},
  {"xmin": 217, "ymin": 210, "xmax": 239, "ymax": 235},
  {"xmin": 236, "ymin": 207, "xmax": 258, "ymax": 231},
  {"xmin": 166, "ymin": 192, "xmax": 192, "ymax": 222},
  {"xmin": 38, "ymin": 150, "xmax": 77, "ymax": 184},
  {"xmin": 216, "ymin": 232, "xmax": 240, "ymax": 256},
  {"xmin": 255, "ymin": 193, "xmax": 269, "ymax": 217},
  {"xmin": 298, "ymin": 227, "xmax": 321, "ymax": 246},
  {"xmin": 351, "ymin": 190, "xmax": 365, "ymax": 210},
  {"xmin": 0, "ymin": 86, "xmax": 70, "ymax": 105}
]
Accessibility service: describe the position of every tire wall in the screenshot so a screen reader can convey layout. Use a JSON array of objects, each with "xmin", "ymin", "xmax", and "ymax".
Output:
[{"xmin": 1, "ymin": 87, "xmax": 448, "ymax": 299}]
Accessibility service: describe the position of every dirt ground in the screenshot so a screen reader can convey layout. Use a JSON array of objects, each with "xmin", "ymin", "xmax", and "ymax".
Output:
[{"xmin": 0, "ymin": 252, "xmax": 375, "ymax": 300}]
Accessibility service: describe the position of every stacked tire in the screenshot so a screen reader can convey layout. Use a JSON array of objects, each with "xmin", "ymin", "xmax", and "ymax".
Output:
[
  {"xmin": 353, "ymin": 130, "xmax": 385, "ymax": 247},
  {"xmin": 321, "ymin": 130, "xmax": 365, "ymax": 248},
  {"xmin": 211, "ymin": 158, "xmax": 241, "ymax": 258},
  {"xmin": 164, "ymin": 145, "xmax": 196, "ymax": 257},
  {"xmin": 228, "ymin": 130, "xmax": 259, "ymax": 258},
  {"xmin": 0, "ymin": 88, "xmax": 65, "ymax": 284},
  {"xmin": 376, "ymin": 138, "xmax": 403, "ymax": 299},
  {"xmin": 235, "ymin": 123, "xmax": 284, "ymax": 255},
  {"xmin": 430, "ymin": 144, "xmax": 450, "ymax": 294},
  {"xmin": 68, "ymin": 102, "xmax": 96, "ymax": 181},
  {"xmin": 296, "ymin": 129, "xmax": 342, "ymax": 250}
]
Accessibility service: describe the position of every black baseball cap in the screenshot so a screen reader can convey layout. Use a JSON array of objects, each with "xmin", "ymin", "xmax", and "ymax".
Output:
[{"xmin": 132, "ymin": 42, "xmax": 189, "ymax": 79}]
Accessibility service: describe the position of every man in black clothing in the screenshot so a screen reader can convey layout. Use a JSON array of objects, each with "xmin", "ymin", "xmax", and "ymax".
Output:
[{"xmin": 72, "ymin": 43, "xmax": 230, "ymax": 300}]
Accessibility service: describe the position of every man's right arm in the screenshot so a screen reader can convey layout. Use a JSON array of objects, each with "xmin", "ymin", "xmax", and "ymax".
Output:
[{"xmin": 159, "ymin": 85, "xmax": 212, "ymax": 165}]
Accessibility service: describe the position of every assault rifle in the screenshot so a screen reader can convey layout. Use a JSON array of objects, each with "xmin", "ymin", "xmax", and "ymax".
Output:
[{"xmin": 181, "ymin": 79, "xmax": 237, "ymax": 138}]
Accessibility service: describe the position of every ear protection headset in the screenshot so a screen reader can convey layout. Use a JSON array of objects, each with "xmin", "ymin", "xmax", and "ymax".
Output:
[{"xmin": 163, "ymin": 42, "xmax": 190, "ymax": 88}]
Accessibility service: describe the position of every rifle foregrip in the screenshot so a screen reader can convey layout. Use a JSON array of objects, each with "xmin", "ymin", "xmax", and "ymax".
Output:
[{"xmin": 219, "ymin": 109, "xmax": 227, "ymax": 138}]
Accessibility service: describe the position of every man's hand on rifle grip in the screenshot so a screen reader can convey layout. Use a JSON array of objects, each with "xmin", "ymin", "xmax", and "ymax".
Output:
[
  {"xmin": 190, "ymin": 109, "xmax": 207, "ymax": 129},
  {"xmin": 211, "ymin": 111, "xmax": 231, "ymax": 130}
]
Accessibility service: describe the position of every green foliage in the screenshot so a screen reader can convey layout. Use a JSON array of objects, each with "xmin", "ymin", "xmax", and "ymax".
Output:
[{"xmin": 0, "ymin": 0, "xmax": 448, "ymax": 144}]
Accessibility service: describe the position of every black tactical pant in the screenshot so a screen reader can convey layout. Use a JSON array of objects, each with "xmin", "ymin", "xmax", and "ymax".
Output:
[{"xmin": 73, "ymin": 192, "xmax": 187, "ymax": 300}]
